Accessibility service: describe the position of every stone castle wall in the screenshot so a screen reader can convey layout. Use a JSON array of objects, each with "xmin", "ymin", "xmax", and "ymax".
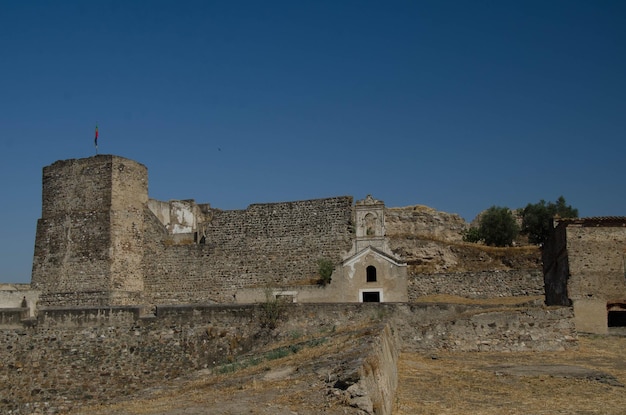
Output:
[
  {"xmin": 29, "ymin": 156, "xmax": 550, "ymax": 308},
  {"xmin": 142, "ymin": 197, "xmax": 354, "ymax": 304},
  {"xmin": 30, "ymin": 156, "xmax": 355, "ymax": 307}
]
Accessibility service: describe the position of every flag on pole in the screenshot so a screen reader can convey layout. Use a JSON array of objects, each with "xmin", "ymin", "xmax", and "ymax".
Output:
[{"xmin": 94, "ymin": 124, "xmax": 99, "ymax": 154}]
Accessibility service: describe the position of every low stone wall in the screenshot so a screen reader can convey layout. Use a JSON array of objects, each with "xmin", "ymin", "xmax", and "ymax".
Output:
[
  {"xmin": 409, "ymin": 269, "xmax": 544, "ymax": 300},
  {"xmin": 326, "ymin": 324, "xmax": 399, "ymax": 415},
  {"xmin": 391, "ymin": 303, "xmax": 576, "ymax": 352},
  {"xmin": 0, "ymin": 302, "xmax": 574, "ymax": 414},
  {"xmin": 1, "ymin": 305, "xmax": 263, "ymax": 414}
]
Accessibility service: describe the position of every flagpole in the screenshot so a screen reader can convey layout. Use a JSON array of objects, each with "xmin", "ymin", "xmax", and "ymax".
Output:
[{"xmin": 94, "ymin": 123, "xmax": 99, "ymax": 155}]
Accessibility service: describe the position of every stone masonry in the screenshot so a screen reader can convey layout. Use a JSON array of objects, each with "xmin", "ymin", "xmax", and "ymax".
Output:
[
  {"xmin": 31, "ymin": 156, "xmax": 148, "ymax": 307},
  {"xmin": 544, "ymin": 217, "xmax": 626, "ymax": 334},
  {"xmin": 142, "ymin": 196, "xmax": 354, "ymax": 304},
  {"xmin": 0, "ymin": 154, "xmax": 582, "ymax": 414},
  {"xmin": 0, "ymin": 302, "xmax": 575, "ymax": 414},
  {"xmin": 31, "ymin": 155, "xmax": 356, "ymax": 307}
]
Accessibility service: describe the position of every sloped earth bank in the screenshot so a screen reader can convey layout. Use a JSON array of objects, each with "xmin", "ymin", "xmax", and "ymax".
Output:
[
  {"xmin": 64, "ymin": 328, "xmax": 626, "ymax": 415},
  {"xmin": 70, "ymin": 324, "xmax": 397, "ymax": 415},
  {"xmin": 395, "ymin": 335, "xmax": 626, "ymax": 415},
  {"xmin": 70, "ymin": 331, "xmax": 626, "ymax": 415}
]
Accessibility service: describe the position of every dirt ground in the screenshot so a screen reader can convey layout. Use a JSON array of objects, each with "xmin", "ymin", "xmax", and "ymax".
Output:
[{"xmin": 395, "ymin": 334, "xmax": 626, "ymax": 415}]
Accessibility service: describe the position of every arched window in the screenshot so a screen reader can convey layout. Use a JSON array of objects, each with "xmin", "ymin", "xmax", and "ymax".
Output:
[{"xmin": 366, "ymin": 265, "xmax": 377, "ymax": 282}]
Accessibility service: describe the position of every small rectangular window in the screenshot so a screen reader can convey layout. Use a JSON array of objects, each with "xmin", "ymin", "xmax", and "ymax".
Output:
[{"xmin": 362, "ymin": 292, "xmax": 381, "ymax": 302}]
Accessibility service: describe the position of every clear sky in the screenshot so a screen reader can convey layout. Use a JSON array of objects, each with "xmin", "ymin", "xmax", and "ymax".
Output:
[{"xmin": 1, "ymin": 1, "xmax": 625, "ymax": 283}]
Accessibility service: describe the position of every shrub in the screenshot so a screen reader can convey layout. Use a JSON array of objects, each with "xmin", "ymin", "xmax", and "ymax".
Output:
[
  {"xmin": 462, "ymin": 227, "xmax": 482, "ymax": 243},
  {"xmin": 260, "ymin": 287, "xmax": 283, "ymax": 329},
  {"xmin": 317, "ymin": 258, "xmax": 334, "ymax": 285}
]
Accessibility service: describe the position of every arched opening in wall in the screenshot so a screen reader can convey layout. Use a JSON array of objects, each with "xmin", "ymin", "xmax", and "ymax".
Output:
[
  {"xmin": 366, "ymin": 266, "xmax": 377, "ymax": 282},
  {"xmin": 364, "ymin": 213, "xmax": 376, "ymax": 236},
  {"xmin": 607, "ymin": 302, "xmax": 626, "ymax": 327}
]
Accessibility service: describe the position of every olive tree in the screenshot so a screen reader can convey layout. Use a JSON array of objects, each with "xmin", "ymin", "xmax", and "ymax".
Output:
[
  {"xmin": 521, "ymin": 196, "xmax": 578, "ymax": 245},
  {"xmin": 479, "ymin": 206, "xmax": 520, "ymax": 247}
]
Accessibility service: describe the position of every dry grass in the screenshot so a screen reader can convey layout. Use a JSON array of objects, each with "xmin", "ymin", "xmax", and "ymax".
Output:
[{"xmin": 394, "ymin": 335, "xmax": 626, "ymax": 415}]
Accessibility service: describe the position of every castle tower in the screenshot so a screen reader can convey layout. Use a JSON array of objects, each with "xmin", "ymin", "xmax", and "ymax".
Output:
[{"xmin": 31, "ymin": 155, "xmax": 148, "ymax": 306}]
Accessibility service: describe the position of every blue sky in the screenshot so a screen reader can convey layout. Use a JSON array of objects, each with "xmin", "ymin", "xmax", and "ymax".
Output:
[{"xmin": 1, "ymin": 1, "xmax": 625, "ymax": 283}]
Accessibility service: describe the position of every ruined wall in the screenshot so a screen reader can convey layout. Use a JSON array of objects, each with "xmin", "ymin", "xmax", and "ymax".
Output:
[
  {"xmin": 31, "ymin": 156, "xmax": 148, "ymax": 307},
  {"xmin": 26, "ymin": 155, "xmax": 548, "ymax": 309},
  {"xmin": 408, "ymin": 269, "xmax": 544, "ymax": 300},
  {"xmin": 0, "ymin": 302, "xmax": 576, "ymax": 414},
  {"xmin": 147, "ymin": 199, "xmax": 204, "ymax": 234},
  {"xmin": 0, "ymin": 285, "xmax": 38, "ymax": 317},
  {"xmin": 543, "ymin": 221, "xmax": 571, "ymax": 306},
  {"xmin": 142, "ymin": 197, "xmax": 354, "ymax": 304},
  {"xmin": 561, "ymin": 221, "xmax": 626, "ymax": 334},
  {"xmin": 565, "ymin": 224, "xmax": 626, "ymax": 300}
]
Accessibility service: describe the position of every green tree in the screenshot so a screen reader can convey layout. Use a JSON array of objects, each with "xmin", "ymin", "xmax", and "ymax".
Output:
[
  {"xmin": 479, "ymin": 206, "xmax": 520, "ymax": 247},
  {"xmin": 521, "ymin": 196, "xmax": 578, "ymax": 245}
]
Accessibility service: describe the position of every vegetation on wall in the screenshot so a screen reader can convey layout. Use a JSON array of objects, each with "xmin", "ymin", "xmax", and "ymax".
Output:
[
  {"xmin": 260, "ymin": 288, "xmax": 284, "ymax": 329},
  {"xmin": 317, "ymin": 258, "xmax": 334, "ymax": 286}
]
